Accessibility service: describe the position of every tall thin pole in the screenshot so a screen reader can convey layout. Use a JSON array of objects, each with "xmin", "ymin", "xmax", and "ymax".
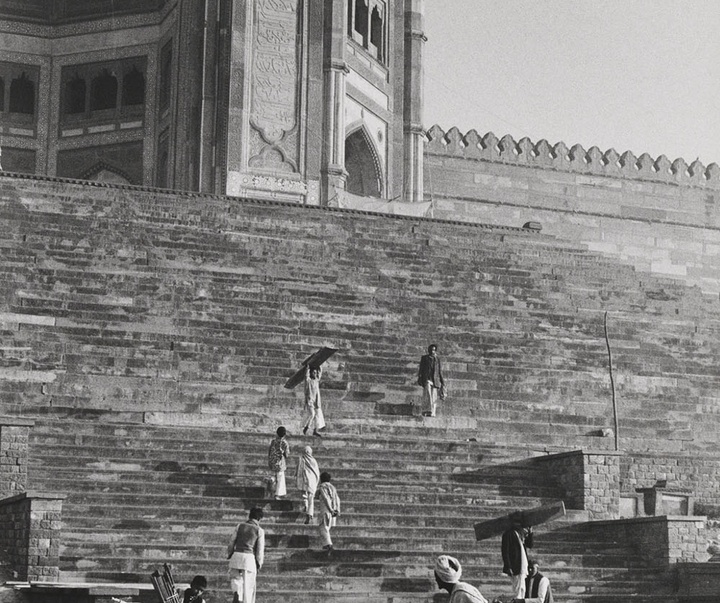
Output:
[{"xmin": 604, "ymin": 311, "xmax": 619, "ymax": 451}]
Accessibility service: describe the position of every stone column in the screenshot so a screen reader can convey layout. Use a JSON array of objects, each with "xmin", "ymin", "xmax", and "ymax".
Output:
[
  {"xmin": 321, "ymin": 0, "xmax": 349, "ymax": 206},
  {"xmin": 403, "ymin": 0, "xmax": 426, "ymax": 203}
]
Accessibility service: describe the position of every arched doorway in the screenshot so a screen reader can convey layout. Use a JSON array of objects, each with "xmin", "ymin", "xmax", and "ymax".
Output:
[{"xmin": 345, "ymin": 127, "xmax": 382, "ymax": 198}]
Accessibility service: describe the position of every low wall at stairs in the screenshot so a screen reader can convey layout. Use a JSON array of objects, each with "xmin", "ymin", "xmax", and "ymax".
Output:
[
  {"xmin": 534, "ymin": 450, "xmax": 621, "ymax": 520},
  {"xmin": 590, "ymin": 515, "xmax": 709, "ymax": 566},
  {"xmin": 0, "ymin": 492, "xmax": 65, "ymax": 581},
  {"xmin": 3, "ymin": 174, "xmax": 720, "ymax": 454},
  {"xmin": 677, "ymin": 563, "xmax": 720, "ymax": 599},
  {"xmin": 425, "ymin": 126, "xmax": 720, "ymax": 294}
]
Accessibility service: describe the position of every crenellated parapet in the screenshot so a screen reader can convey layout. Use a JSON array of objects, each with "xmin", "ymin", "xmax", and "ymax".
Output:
[{"xmin": 425, "ymin": 125, "xmax": 720, "ymax": 189}]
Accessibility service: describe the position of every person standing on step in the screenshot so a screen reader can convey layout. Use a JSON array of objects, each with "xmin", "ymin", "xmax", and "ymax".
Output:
[
  {"xmin": 434, "ymin": 555, "xmax": 488, "ymax": 603},
  {"xmin": 417, "ymin": 343, "xmax": 445, "ymax": 417},
  {"xmin": 227, "ymin": 507, "xmax": 265, "ymax": 603},
  {"xmin": 501, "ymin": 516, "xmax": 534, "ymax": 599},
  {"xmin": 514, "ymin": 560, "xmax": 553, "ymax": 603},
  {"xmin": 268, "ymin": 426, "xmax": 290, "ymax": 499},
  {"xmin": 317, "ymin": 471, "xmax": 340, "ymax": 553},
  {"xmin": 296, "ymin": 445, "xmax": 320, "ymax": 524},
  {"xmin": 303, "ymin": 364, "xmax": 326, "ymax": 437}
]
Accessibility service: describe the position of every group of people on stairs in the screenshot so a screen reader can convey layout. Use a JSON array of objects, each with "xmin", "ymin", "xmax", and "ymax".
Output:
[
  {"xmin": 225, "ymin": 425, "xmax": 341, "ymax": 603},
  {"xmin": 224, "ymin": 345, "xmax": 552, "ymax": 603}
]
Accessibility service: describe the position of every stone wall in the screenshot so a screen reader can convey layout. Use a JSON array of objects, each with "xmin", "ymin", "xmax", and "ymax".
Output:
[
  {"xmin": 591, "ymin": 515, "xmax": 709, "ymax": 567},
  {"xmin": 424, "ymin": 126, "xmax": 720, "ymax": 294},
  {"xmin": 0, "ymin": 492, "xmax": 65, "ymax": 582},
  {"xmin": 620, "ymin": 452, "xmax": 720, "ymax": 560},
  {"xmin": 620, "ymin": 453, "xmax": 720, "ymax": 517},
  {"xmin": 677, "ymin": 563, "xmax": 720, "ymax": 597},
  {"xmin": 0, "ymin": 419, "xmax": 32, "ymax": 497}
]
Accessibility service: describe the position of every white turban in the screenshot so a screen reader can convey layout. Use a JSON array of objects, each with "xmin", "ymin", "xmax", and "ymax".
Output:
[{"xmin": 434, "ymin": 555, "xmax": 462, "ymax": 583}]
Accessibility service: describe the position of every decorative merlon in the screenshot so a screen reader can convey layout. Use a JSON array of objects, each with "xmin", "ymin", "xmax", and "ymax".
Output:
[{"xmin": 425, "ymin": 125, "xmax": 720, "ymax": 189}]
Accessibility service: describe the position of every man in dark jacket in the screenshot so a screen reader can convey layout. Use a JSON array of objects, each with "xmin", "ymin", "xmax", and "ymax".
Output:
[
  {"xmin": 417, "ymin": 343, "xmax": 444, "ymax": 417},
  {"xmin": 501, "ymin": 516, "xmax": 533, "ymax": 598},
  {"xmin": 518, "ymin": 560, "xmax": 553, "ymax": 603}
]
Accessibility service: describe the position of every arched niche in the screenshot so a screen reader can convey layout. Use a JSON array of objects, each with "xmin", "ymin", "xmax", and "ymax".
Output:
[
  {"xmin": 345, "ymin": 126, "xmax": 383, "ymax": 198},
  {"xmin": 82, "ymin": 162, "xmax": 132, "ymax": 184}
]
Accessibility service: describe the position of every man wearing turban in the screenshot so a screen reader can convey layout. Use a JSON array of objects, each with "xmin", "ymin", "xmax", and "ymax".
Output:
[{"xmin": 434, "ymin": 555, "xmax": 488, "ymax": 603}]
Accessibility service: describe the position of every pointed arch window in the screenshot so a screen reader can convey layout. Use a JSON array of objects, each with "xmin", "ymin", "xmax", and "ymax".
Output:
[
  {"xmin": 345, "ymin": 127, "xmax": 383, "ymax": 198},
  {"xmin": 354, "ymin": 0, "xmax": 368, "ymax": 43},
  {"xmin": 90, "ymin": 69, "xmax": 118, "ymax": 111},
  {"xmin": 347, "ymin": 0, "xmax": 386, "ymax": 64},
  {"xmin": 9, "ymin": 72, "xmax": 35, "ymax": 115},
  {"xmin": 60, "ymin": 57, "xmax": 145, "ymax": 123},
  {"xmin": 65, "ymin": 75, "xmax": 86, "ymax": 114},
  {"xmin": 122, "ymin": 65, "xmax": 145, "ymax": 107},
  {"xmin": 370, "ymin": 5, "xmax": 384, "ymax": 62}
]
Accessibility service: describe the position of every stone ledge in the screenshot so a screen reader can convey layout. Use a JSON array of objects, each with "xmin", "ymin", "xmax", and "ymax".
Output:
[
  {"xmin": 0, "ymin": 417, "xmax": 35, "ymax": 427},
  {"xmin": 0, "ymin": 171, "xmax": 538, "ymax": 233},
  {"xmin": 590, "ymin": 515, "xmax": 707, "ymax": 527},
  {"xmin": 534, "ymin": 449, "xmax": 625, "ymax": 462},
  {"xmin": 0, "ymin": 491, "xmax": 67, "ymax": 505},
  {"xmin": 6, "ymin": 581, "xmax": 156, "ymax": 593}
]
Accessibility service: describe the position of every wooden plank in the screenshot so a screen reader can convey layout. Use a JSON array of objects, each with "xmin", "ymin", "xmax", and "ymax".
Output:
[
  {"xmin": 473, "ymin": 501, "xmax": 565, "ymax": 541},
  {"xmin": 283, "ymin": 347, "xmax": 338, "ymax": 389}
]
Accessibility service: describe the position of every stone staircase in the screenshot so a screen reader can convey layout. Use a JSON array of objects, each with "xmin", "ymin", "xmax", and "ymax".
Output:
[
  {"xmin": 2, "ymin": 175, "xmax": 720, "ymax": 455},
  {"xmin": 2, "ymin": 175, "xmax": 715, "ymax": 600},
  {"xmin": 24, "ymin": 419, "xmax": 676, "ymax": 602}
]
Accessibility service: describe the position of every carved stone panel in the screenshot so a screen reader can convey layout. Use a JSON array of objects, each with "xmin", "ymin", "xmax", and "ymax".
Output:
[
  {"xmin": 249, "ymin": 0, "xmax": 300, "ymax": 170},
  {"xmin": 226, "ymin": 0, "xmax": 309, "ymax": 200}
]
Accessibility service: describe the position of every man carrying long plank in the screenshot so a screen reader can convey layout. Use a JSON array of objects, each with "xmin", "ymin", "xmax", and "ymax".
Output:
[{"xmin": 501, "ymin": 516, "xmax": 533, "ymax": 599}]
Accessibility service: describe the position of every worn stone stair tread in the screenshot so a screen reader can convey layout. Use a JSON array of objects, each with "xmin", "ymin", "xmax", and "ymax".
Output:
[{"xmin": 27, "ymin": 450, "xmax": 555, "ymax": 476}]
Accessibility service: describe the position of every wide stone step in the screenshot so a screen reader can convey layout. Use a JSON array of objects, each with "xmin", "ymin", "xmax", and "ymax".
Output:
[
  {"xmin": 53, "ymin": 564, "xmax": 657, "ymax": 598},
  {"xmin": 39, "ymin": 479, "xmax": 558, "ymax": 508},
  {"xmin": 59, "ymin": 503, "xmax": 589, "ymax": 530},
  {"xmin": 57, "ymin": 525, "xmax": 629, "ymax": 558},
  {"xmin": 28, "ymin": 421, "xmax": 545, "ymax": 457},
  {"xmin": 29, "ymin": 447, "xmax": 546, "ymax": 478},
  {"xmin": 60, "ymin": 507, "xmax": 587, "ymax": 530},
  {"xmin": 29, "ymin": 468, "xmax": 563, "ymax": 500},
  {"xmin": 28, "ymin": 438, "xmax": 540, "ymax": 468}
]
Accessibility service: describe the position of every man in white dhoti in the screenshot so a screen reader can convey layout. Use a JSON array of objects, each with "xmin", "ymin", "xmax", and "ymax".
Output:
[
  {"xmin": 296, "ymin": 445, "xmax": 320, "ymax": 524},
  {"xmin": 267, "ymin": 426, "xmax": 289, "ymax": 499},
  {"xmin": 303, "ymin": 365, "xmax": 325, "ymax": 436},
  {"xmin": 317, "ymin": 471, "xmax": 340, "ymax": 554},
  {"xmin": 227, "ymin": 508, "xmax": 265, "ymax": 603}
]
